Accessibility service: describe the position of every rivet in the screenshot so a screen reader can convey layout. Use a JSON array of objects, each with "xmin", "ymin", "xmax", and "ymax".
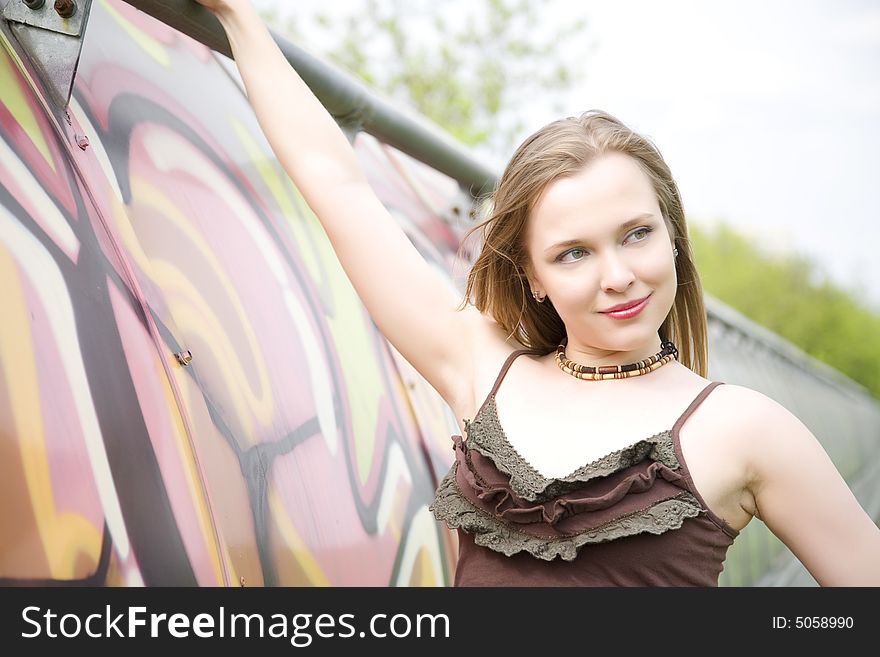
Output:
[
  {"xmin": 54, "ymin": 0, "xmax": 76, "ymax": 19},
  {"xmin": 24, "ymin": 0, "xmax": 46, "ymax": 10}
]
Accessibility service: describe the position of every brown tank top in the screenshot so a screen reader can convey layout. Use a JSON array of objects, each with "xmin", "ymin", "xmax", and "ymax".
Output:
[{"xmin": 429, "ymin": 349, "xmax": 739, "ymax": 586}]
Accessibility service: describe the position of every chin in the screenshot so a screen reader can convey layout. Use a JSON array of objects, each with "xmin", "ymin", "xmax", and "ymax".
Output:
[{"xmin": 580, "ymin": 334, "xmax": 656, "ymax": 354}]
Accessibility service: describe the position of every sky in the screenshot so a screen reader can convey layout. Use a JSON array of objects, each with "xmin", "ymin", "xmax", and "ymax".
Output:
[{"xmin": 254, "ymin": 0, "xmax": 880, "ymax": 311}]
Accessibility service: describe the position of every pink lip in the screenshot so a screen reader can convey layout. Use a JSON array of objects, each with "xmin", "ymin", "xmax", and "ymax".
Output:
[
  {"xmin": 600, "ymin": 295, "xmax": 650, "ymax": 319},
  {"xmin": 601, "ymin": 295, "xmax": 650, "ymax": 313}
]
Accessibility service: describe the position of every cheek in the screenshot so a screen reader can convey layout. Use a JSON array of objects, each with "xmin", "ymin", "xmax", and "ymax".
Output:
[
  {"xmin": 543, "ymin": 268, "xmax": 595, "ymax": 301},
  {"xmin": 638, "ymin": 246, "xmax": 676, "ymax": 281},
  {"xmin": 644, "ymin": 258, "xmax": 673, "ymax": 282},
  {"xmin": 547, "ymin": 276, "xmax": 603, "ymax": 317}
]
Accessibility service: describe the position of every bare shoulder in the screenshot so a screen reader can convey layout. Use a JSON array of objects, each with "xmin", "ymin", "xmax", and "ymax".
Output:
[
  {"xmin": 693, "ymin": 383, "xmax": 798, "ymax": 485},
  {"xmin": 667, "ymin": 380, "xmax": 854, "ymax": 536},
  {"xmin": 697, "ymin": 381, "xmax": 787, "ymax": 428},
  {"xmin": 669, "ymin": 380, "xmax": 767, "ymax": 529},
  {"xmin": 712, "ymin": 383, "xmax": 845, "ymax": 498},
  {"xmin": 705, "ymin": 383, "xmax": 818, "ymax": 480},
  {"xmin": 689, "ymin": 378, "xmax": 861, "ymax": 485},
  {"xmin": 708, "ymin": 386, "xmax": 880, "ymax": 585},
  {"xmin": 705, "ymin": 381, "xmax": 777, "ymax": 411}
]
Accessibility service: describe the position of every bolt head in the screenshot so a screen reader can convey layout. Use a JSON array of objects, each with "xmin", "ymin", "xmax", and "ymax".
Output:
[{"xmin": 54, "ymin": 0, "xmax": 76, "ymax": 19}]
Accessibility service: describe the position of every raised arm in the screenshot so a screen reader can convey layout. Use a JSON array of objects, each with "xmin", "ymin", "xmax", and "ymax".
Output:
[
  {"xmin": 194, "ymin": 0, "xmax": 483, "ymax": 407},
  {"xmin": 738, "ymin": 387, "xmax": 880, "ymax": 585}
]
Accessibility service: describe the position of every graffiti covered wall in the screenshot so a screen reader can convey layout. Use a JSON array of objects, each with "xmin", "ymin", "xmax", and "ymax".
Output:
[{"xmin": 0, "ymin": 0, "xmax": 469, "ymax": 586}]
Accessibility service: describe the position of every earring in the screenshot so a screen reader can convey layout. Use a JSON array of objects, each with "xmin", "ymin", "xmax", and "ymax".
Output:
[
  {"xmin": 673, "ymin": 248, "xmax": 679, "ymax": 257},
  {"xmin": 532, "ymin": 290, "xmax": 545, "ymax": 303}
]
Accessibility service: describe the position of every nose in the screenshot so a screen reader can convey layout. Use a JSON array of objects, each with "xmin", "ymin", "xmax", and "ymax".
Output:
[{"xmin": 598, "ymin": 248, "xmax": 635, "ymax": 293}]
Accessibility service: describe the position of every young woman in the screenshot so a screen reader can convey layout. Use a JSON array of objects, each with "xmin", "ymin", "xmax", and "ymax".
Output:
[{"xmin": 194, "ymin": 0, "xmax": 880, "ymax": 586}]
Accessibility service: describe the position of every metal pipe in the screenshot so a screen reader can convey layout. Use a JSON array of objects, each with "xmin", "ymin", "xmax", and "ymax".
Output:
[{"xmin": 120, "ymin": 0, "xmax": 497, "ymax": 197}]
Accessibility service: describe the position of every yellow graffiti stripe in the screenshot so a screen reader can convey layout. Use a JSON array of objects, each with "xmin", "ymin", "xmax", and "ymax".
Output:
[
  {"xmin": 229, "ymin": 118, "xmax": 323, "ymax": 283},
  {"xmin": 395, "ymin": 508, "xmax": 444, "ymax": 587},
  {"xmin": 284, "ymin": 187, "xmax": 385, "ymax": 485},
  {"xmin": 173, "ymin": 362, "xmax": 257, "ymax": 586},
  {"xmin": 0, "ymin": 246, "xmax": 101, "ymax": 578},
  {"xmin": 133, "ymin": 177, "xmax": 274, "ymax": 421},
  {"xmin": 110, "ymin": 180, "xmax": 276, "ymax": 443},
  {"xmin": 152, "ymin": 349, "xmax": 225, "ymax": 584},
  {"xmin": 100, "ymin": 0, "xmax": 170, "ymax": 69},
  {"xmin": 411, "ymin": 547, "xmax": 438, "ymax": 587},
  {"xmin": 0, "ymin": 46, "xmax": 54, "ymax": 169},
  {"xmin": 284, "ymin": 184, "xmax": 385, "ymax": 485},
  {"xmin": 268, "ymin": 488, "xmax": 330, "ymax": 586},
  {"xmin": 283, "ymin": 192, "xmax": 384, "ymax": 484},
  {"xmin": 338, "ymin": 326, "xmax": 384, "ymax": 487},
  {"xmin": 222, "ymin": 550, "xmax": 238, "ymax": 587},
  {"xmin": 154, "ymin": 281, "xmax": 258, "ymax": 441},
  {"xmin": 127, "ymin": 140, "xmax": 384, "ymax": 484},
  {"xmin": 218, "ymin": 125, "xmax": 388, "ymax": 485}
]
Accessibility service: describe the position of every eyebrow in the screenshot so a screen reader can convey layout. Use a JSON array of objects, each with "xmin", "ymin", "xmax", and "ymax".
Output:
[{"xmin": 543, "ymin": 213, "xmax": 657, "ymax": 254}]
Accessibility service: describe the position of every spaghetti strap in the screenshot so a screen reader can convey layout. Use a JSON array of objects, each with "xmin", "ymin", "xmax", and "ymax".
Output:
[
  {"xmin": 474, "ymin": 349, "xmax": 532, "ymax": 420},
  {"xmin": 672, "ymin": 380, "xmax": 725, "ymax": 435},
  {"xmin": 669, "ymin": 380, "xmax": 739, "ymax": 538}
]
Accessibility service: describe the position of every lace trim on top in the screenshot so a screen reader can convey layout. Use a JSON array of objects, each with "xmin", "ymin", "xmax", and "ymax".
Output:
[
  {"xmin": 463, "ymin": 397, "xmax": 680, "ymax": 503},
  {"xmin": 430, "ymin": 464, "xmax": 704, "ymax": 562}
]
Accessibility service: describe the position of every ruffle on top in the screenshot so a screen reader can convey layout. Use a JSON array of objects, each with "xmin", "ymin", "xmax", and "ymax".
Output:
[{"xmin": 429, "ymin": 397, "xmax": 706, "ymax": 562}]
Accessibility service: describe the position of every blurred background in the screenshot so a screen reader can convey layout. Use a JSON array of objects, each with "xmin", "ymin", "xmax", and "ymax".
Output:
[{"xmin": 254, "ymin": 0, "xmax": 880, "ymax": 400}]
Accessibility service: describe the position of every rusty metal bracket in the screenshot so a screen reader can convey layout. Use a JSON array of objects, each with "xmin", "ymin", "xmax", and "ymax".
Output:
[
  {"xmin": 4, "ymin": 0, "xmax": 87, "ymax": 36},
  {"xmin": 2, "ymin": 0, "xmax": 93, "ymax": 107}
]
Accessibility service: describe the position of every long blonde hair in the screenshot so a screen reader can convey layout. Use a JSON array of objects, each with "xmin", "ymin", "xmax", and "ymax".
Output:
[{"xmin": 458, "ymin": 110, "xmax": 708, "ymax": 376}]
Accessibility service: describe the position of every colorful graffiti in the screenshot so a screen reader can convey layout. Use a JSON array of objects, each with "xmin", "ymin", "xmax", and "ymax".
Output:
[{"xmin": 0, "ymin": 0, "xmax": 469, "ymax": 585}]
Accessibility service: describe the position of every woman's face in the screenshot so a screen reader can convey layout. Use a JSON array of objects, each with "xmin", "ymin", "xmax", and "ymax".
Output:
[{"xmin": 524, "ymin": 151, "xmax": 677, "ymax": 357}]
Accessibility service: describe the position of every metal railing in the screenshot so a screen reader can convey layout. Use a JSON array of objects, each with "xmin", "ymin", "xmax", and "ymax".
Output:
[{"xmin": 120, "ymin": 0, "xmax": 498, "ymax": 197}]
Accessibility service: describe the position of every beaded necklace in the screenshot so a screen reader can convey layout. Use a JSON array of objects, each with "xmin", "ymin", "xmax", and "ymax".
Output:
[{"xmin": 555, "ymin": 340, "xmax": 679, "ymax": 380}]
